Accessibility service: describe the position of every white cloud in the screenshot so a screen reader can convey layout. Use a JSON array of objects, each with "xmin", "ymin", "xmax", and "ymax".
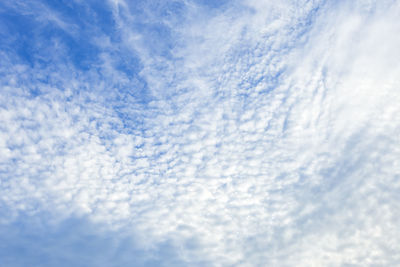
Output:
[{"xmin": 1, "ymin": 0, "xmax": 400, "ymax": 265}]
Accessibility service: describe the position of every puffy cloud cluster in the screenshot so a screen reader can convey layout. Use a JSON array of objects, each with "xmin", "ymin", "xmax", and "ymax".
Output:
[{"xmin": 1, "ymin": 0, "xmax": 400, "ymax": 265}]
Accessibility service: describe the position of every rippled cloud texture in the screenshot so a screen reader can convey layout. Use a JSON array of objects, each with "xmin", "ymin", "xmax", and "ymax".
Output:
[{"xmin": 1, "ymin": 0, "xmax": 400, "ymax": 266}]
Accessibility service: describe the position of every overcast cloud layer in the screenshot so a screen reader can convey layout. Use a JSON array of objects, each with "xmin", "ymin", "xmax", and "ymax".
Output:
[{"xmin": 1, "ymin": 0, "xmax": 400, "ymax": 266}]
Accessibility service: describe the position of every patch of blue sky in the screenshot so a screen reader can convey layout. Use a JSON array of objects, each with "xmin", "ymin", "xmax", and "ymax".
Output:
[
  {"xmin": 42, "ymin": 0, "xmax": 117, "ymax": 36},
  {"xmin": 0, "ymin": 213, "xmax": 193, "ymax": 267},
  {"xmin": 194, "ymin": 0, "xmax": 230, "ymax": 9},
  {"xmin": 0, "ymin": 8, "xmax": 38, "ymax": 65}
]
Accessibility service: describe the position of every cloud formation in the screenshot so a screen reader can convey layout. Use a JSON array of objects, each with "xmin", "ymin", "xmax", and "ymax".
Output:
[{"xmin": 1, "ymin": 0, "xmax": 400, "ymax": 265}]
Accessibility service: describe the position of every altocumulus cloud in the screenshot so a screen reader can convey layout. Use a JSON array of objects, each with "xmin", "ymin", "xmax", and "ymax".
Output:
[{"xmin": 1, "ymin": 0, "xmax": 400, "ymax": 266}]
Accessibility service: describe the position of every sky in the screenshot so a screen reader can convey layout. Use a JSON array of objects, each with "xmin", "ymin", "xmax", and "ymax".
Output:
[{"xmin": 0, "ymin": 0, "xmax": 400, "ymax": 266}]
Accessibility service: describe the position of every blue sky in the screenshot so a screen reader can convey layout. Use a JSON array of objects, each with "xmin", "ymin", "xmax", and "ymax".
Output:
[{"xmin": 1, "ymin": 0, "xmax": 400, "ymax": 266}]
